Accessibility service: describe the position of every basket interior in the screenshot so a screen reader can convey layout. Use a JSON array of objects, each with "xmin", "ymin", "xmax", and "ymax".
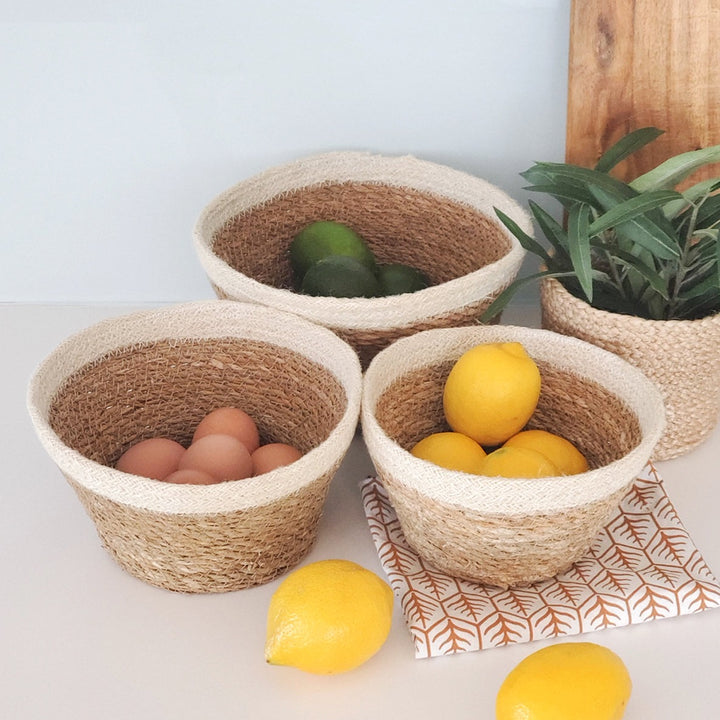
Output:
[
  {"xmin": 373, "ymin": 359, "xmax": 642, "ymax": 468},
  {"xmin": 48, "ymin": 337, "xmax": 347, "ymax": 467},
  {"xmin": 211, "ymin": 182, "xmax": 511, "ymax": 289}
]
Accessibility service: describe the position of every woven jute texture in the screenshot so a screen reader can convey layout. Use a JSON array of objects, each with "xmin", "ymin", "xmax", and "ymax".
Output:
[
  {"xmin": 541, "ymin": 277, "xmax": 720, "ymax": 461},
  {"xmin": 27, "ymin": 301, "xmax": 362, "ymax": 593},
  {"xmin": 193, "ymin": 151, "xmax": 529, "ymax": 368},
  {"xmin": 361, "ymin": 325, "xmax": 665, "ymax": 589}
]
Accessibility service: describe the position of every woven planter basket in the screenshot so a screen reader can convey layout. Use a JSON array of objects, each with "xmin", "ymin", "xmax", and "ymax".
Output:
[
  {"xmin": 27, "ymin": 301, "xmax": 362, "ymax": 593},
  {"xmin": 541, "ymin": 277, "xmax": 720, "ymax": 461},
  {"xmin": 193, "ymin": 151, "xmax": 528, "ymax": 368},
  {"xmin": 361, "ymin": 324, "xmax": 665, "ymax": 589}
]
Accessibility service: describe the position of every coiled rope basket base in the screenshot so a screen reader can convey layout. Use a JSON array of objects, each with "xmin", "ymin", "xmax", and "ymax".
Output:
[{"xmin": 361, "ymin": 325, "xmax": 665, "ymax": 589}]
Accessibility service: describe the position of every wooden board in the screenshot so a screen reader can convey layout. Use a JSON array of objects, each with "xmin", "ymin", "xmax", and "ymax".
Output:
[{"xmin": 566, "ymin": 0, "xmax": 720, "ymax": 183}]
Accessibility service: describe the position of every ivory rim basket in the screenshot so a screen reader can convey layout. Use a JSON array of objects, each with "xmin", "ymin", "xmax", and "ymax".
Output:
[
  {"xmin": 541, "ymin": 276, "xmax": 720, "ymax": 461},
  {"xmin": 360, "ymin": 324, "xmax": 666, "ymax": 588},
  {"xmin": 27, "ymin": 300, "xmax": 363, "ymax": 594},
  {"xmin": 192, "ymin": 151, "xmax": 529, "ymax": 367}
]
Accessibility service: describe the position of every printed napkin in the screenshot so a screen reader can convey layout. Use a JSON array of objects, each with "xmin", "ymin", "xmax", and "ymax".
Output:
[{"xmin": 361, "ymin": 464, "xmax": 720, "ymax": 658}]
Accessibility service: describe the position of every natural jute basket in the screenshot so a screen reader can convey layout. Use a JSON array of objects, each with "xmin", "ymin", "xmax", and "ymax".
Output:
[
  {"xmin": 361, "ymin": 325, "xmax": 665, "ymax": 589},
  {"xmin": 541, "ymin": 277, "xmax": 720, "ymax": 461},
  {"xmin": 27, "ymin": 301, "xmax": 362, "ymax": 593},
  {"xmin": 193, "ymin": 151, "xmax": 528, "ymax": 368}
]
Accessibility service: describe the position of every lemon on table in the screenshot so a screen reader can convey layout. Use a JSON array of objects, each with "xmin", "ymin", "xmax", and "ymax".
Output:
[
  {"xmin": 410, "ymin": 431, "xmax": 487, "ymax": 474},
  {"xmin": 265, "ymin": 559, "xmax": 393, "ymax": 675},
  {"xmin": 443, "ymin": 342, "xmax": 541, "ymax": 446},
  {"xmin": 503, "ymin": 429, "xmax": 589, "ymax": 475},
  {"xmin": 496, "ymin": 642, "xmax": 632, "ymax": 720},
  {"xmin": 377, "ymin": 263, "xmax": 431, "ymax": 295},
  {"xmin": 300, "ymin": 255, "xmax": 382, "ymax": 298},
  {"xmin": 289, "ymin": 220, "xmax": 377, "ymax": 280},
  {"xmin": 480, "ymin": 446, "xmax": 559, "ymax": 478}
]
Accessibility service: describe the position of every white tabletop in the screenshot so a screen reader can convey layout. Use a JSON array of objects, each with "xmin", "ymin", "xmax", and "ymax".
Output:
[{"xmin": 4, "ymin": 301, "xmax": 719, "ymax": 719}]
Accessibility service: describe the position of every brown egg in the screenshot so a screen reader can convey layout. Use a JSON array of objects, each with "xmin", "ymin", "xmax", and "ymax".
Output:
[
  {"xmin": 116, "ymin": 437, "xmax": 186, "ymax": 480},
  {"xmin": 251, "ymin": 443, "xmax": 303, "ymax": 476},
  {"xmin": 178, "ymin": 433, "xmax": 253, "ymax": 481},
  {"xmin": 192, "ymin": 407, "xmax": 260, "ymax": 453},
  {"xmin": 163, "ymin": 468, "xmax": 219, "ymax": 485}
]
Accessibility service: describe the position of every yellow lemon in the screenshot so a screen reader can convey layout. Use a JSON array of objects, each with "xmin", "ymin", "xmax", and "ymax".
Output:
[
  {"xmin": 480, "ymin": 446, "xmax": 559, "ymax": 478},
  {"xmin": 496, "ymin": 642, "xmax": 632, "ymax": 720},
  {"xmin": 265, "ymin": 559, "xmax": 393, "ymax": 674},
  {"xmin": 503, "ymin": 429, "xmax": 589, "ymax": 475},
  {"xmin": 443, "ymin": 342, "xmax": 541, "ymax": 446},
  {"xmin": 410, "ymin": 431, "xmax": 487, "ymax": 474}
]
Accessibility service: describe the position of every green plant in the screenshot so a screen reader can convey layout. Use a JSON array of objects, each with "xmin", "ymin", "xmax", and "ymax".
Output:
[{"xmin": 484, "ymin": 127, "xmax": 720, "ymax": 321}]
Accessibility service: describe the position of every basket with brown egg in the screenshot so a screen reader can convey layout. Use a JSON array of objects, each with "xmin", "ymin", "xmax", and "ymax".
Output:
[{"xmin": 27, "ymin": 300, "xmax": 362, "ymax": 593}]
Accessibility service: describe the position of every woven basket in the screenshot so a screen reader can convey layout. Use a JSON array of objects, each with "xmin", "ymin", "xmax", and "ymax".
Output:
[
  {"xmin": 361, "ymin": 324, "xmax": 665, "ymax": 589},
  {"xmin": 541, "ymin": 277, "xmax": 720, "ymax": 461},
  {"xmin": 27, "ymin": 301, "xmax": 362, "ymax": 593},
  {"xmin": 193, "ymin": 151, "xmax": 528, "ymax": 368}
]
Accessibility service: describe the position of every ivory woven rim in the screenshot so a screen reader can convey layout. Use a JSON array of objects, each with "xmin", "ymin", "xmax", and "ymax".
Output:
[
  {"xmin": 27, "ymin": 300, "xmax": 362, "ymax": 515},
  {"xmin": 541, "ymin": 276, "xmax": 720, "ymax": 332},
  {"xmin": 361, "ymin": 324, "xmax": 666, "ymax": 516},
  {"xmin": 192, "ymin": 151, "xmax": 529, "ymax": 330}
]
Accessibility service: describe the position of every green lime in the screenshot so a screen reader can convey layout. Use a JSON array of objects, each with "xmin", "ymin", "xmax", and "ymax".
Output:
[
  {"xmin": 377, "ymin": 263, "xmax": 431, "ymax": 296},
  {"xmin": 289, "ymin": 221, "xmax": 377, "ymax": 282},
  {"xmin": 300, "ymin": 255, "xmax": 382, "ymax": 298}
]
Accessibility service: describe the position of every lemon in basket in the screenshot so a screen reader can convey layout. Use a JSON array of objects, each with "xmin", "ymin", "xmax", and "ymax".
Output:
[
  {"xmin": 503, "ymin": 429, "xmax": 589, "ymax": 475},
  {"xmin": 265, "ymin": 559, "xmax": 393, "ymax": 674},
  {"xmin": 411, "ymin": 431, "xmax": 486, "ymax": 474},
  {"xmin": 480, "ymin": 446, "xmax": 559, "ymax": 478},
  {"xmin": 443, "ymin": 342, "xmax": 541, "ymax": 446},
  {"xmin": 290, "ymin": 220, "xmax": 377, "ymax": 280},
  {"xmin": 496, "ymin": 641, "xmax": 632, "ymax": 720}
]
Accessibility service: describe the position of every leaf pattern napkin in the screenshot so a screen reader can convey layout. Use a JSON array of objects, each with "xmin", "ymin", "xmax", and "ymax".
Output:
[{"xmin": 361, "ymin": 464, "xmax": 720, "ymax": 658}]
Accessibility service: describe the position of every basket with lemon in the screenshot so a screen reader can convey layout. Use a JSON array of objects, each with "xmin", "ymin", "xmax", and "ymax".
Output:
[{"xmin": 361, "ymin": 324, "xmax": 665, "ymax": 588}]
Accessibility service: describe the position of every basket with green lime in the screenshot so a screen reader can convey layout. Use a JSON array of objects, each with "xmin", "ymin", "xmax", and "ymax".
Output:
[{"xmin": 290, "ymin": 220, "xmax": 431, "ymax": 298}]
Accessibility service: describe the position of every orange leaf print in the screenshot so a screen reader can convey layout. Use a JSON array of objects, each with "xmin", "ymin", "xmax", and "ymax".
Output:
[
  {"xmin": 401, "ymin": 588, "xmax": 438, "ymax": 628},
  {"xmin": 629, "ymin": 584, "xmax": 678, "ymax": 620},
  {"xmin": 530, "ymin": 605, "xmax": 579, "ymax": 638},
  {"xmin": 581, "ymin": 594, "xmax": 629, "ymax": 630},
  {"xmin": 623, "ymin": 482, "xmax": 657, "ymax": 511},
  {"xmin": 678, "ymin": 580, "xmax": 720, "ymax": 612},
  {"xmin": 480, "ymin": 611, "xmax": 528, "ymax": 646},
  {"xmin": 445, "ymin": 587, "xmax": 492, "ymax": 622},
  {"xmin": 427, "ymin": 617, "xmax": 478, "ymax": 654},
  {"xmin": 648, "ymin": 529, "xmax": 691, "ymax": 565},
  {"xmin": 541, "ymin": 579, "xmax": 587, "ymax": 606},
  {"xmin": 377, "ymin": 539, "xmax": 418, "ymax": 575}
]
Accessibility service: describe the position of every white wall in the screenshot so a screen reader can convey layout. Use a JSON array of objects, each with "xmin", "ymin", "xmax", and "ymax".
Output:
[{"xmin": 1, "ymin": 0, "xmax": 570, "ymax": 303}]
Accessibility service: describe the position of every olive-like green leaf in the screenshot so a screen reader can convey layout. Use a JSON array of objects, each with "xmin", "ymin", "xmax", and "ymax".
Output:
[
  {"xmin": 524, "ymin": 163, "xmax": 637, "ymax": 203},
  {"xmin": 594, "ymin": 127, "xmax": 664, "ymax": 173},
  {"xmin": 528, "ymin": 200, "xmax": 571, "ymax": 263},
  {"xmin": 567, "ymin": 203, "xmax": 593, "ymax": 302},
  {"xmin": 695, "ymin": 192, "xmax": 720, "ymax": 228},
  {"xmin": 588, "ymin": 189, "xmax": 683, "ymax": 235},
  {"xmin": 493, "ymin": 207, "xmax": 552, "ymax": 264},
  {"xmin": 523, "ymin": 183, "xmax": 596, "ymax": 208},
  {"xmin": 630, "ymin": 144, "xmax": 720, "ymax": 192},
  {"xmin": 597, "ymin": 245, "xmax": 669, "ymax": 299},
  {"xmin": 589, "ymin": 186, "xmax": 681, "ymax": 259},
  {"xmin": 663, "ymin": 177, "xmax": 720, "ymax": 220},
  {"xmin": 479, "ymin": 270, "xmax": 579, "ymax": 322}
]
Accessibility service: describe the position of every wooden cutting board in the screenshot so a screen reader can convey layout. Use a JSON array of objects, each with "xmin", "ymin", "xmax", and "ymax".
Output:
[{"xmin": 566, "ymin": 0, "xmax": 720, "ymax": 182}]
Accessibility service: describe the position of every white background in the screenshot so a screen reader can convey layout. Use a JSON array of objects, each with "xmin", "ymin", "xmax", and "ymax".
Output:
[{"xmin": 1, "ymin": 0, "xmax": 570, "ymax": 302}]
